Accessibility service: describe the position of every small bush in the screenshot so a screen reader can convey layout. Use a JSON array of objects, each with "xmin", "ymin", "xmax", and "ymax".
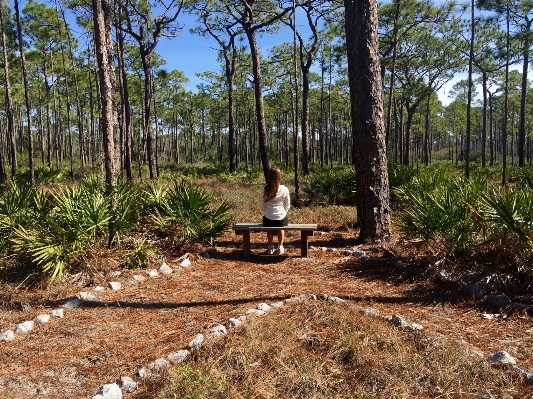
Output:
[
  {"xmin": 481, "ymin": 186, "xmax": 533, "ymax": 251},
  {"xmin": 394, "ymin": 175, "xmax": 487, "ymax": 256},
  {"xmin": 11, "ymin": 184, "xmax": 108, "ymax": 280},
  {"xmin": 302, "ymin": 166, "xmax": 356, "ymax": 205},
  {"xmin": 152, "ymin": 181, "xmax": 232, "ymax": 246}
]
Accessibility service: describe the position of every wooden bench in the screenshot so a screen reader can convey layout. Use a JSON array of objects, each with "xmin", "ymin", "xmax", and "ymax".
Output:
[{"xmin": 232, "ymin": 223, "xmax": 318, "ymax": 257}]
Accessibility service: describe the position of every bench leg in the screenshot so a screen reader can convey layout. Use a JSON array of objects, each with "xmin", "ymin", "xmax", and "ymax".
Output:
[
  {"xmin": 301, "ymin": 231, "xmax": 311, "ymax": 257},
  {"xmin": 242, "ymin": 231, "xmax": 251, "ymax": 257}
]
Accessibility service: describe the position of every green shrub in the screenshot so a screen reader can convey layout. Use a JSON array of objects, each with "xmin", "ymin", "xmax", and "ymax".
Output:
[
  {"xmin": 395, "ymin": 176, "xmax": 486, "ymax": 255},
  {"xmin": 141, "ymin": 181, "xmax": 170, "ymax": 216},
  {"xmin": 302, "ymin": 166, "xmax": 356, "ymax": 205},
  {"xmin": 11, "ymin": 183, "xmax": 111, "ymax": 280},
  {"xmin": 126, "ymin": 239, "xmax": 157, "ymax": 269},
  {"xmin": 387, "ymin": 162, "xmax": 417, "ymax": 193},
  {"xmin": 480, "ymin": 186, "xmax": 533, "ymax": 251},
  {"xmin": 0, "ymin": 181, "xmax": 40, "ymax": 250},
  {"xmin": 113, "ymin": 180, "xmax": 142, "ymax": 244},
  {"xmin": 152, "ymin": 181, "xmax": 232, "ymax": 246}
]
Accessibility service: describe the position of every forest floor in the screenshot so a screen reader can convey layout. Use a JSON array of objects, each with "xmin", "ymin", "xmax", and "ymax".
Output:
[{"xmin": 1, "ymin": 225, "xmax": 533, "ymax": 398}]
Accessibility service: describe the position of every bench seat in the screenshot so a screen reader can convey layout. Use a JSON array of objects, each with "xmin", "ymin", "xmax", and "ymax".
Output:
[{"xmin": 232, "ymin": 223, "xmax": 318, "ymax": 257}]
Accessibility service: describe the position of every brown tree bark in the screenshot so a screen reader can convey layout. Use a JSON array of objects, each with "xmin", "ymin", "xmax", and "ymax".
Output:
[
  {"xmin": 344, "ymin": 0, "xmax": 391, "ymax": 242},
  {"xmin": 55, "ymin": 4, "xmax": 74, "ymax": 178},
  {"xmin": 14, "ymin": 0, "xmax": 34, "ymax": 186},
  {"xmin": 58, "ymin": 3, "xmax": 86, "ymax": 169},
  {"xmin": 92, "ymin": 0, "xmax": 119, "ymax": 247},
  {"xmin": 116, "ymin": 24, "xmax": 132, "ymax": 180},
  {"xmin": 0, "ymin": 3, "xmax": 17, "ymax": 180}
]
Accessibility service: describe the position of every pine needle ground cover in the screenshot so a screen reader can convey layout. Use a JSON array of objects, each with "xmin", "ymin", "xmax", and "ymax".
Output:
[{"xmin": 0, "ymin": 174, "xmax": 532, "ymax": 398}]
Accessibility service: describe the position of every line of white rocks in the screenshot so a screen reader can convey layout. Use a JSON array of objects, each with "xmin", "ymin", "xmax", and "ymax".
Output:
[
  {"xmin": 0, "ymin": 246, "xmax": 365, "ymax": 345},
  {"xmin": 90, "ymin": 291, "xmax": 533, "ymax": 399},
  {"xmin": 2, "ymin": 249, "xmax": 531, "ymax": 398},
  {"xmin": 0, "ymin": 257, "xmax": 193, "ymax": 344}
]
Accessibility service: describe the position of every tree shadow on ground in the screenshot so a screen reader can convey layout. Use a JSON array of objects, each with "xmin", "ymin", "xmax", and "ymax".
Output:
[
  {"xmin": 337, "ymin": 257, "xmax": 467, "ymax": 305},
  {"xmin": 45, "ymin": 292, "xmax": 438, "ymax": 311}
]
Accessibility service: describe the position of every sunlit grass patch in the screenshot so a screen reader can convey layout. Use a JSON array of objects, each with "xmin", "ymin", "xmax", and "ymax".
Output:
[{"xmin": 159, "ymin": 300, "xmax": 526, "ymax": 398}]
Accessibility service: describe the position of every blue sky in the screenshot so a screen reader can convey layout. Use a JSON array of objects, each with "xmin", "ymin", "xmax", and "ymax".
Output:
[{"xmin": 155, "ymin": 12, "xmax": 310, "ymax": 92}]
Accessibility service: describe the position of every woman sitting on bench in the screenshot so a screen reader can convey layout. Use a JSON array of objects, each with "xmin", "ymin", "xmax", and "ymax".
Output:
[{"xmin": 260, "ymin": 167, "xmax": 291, "ymax": 255}]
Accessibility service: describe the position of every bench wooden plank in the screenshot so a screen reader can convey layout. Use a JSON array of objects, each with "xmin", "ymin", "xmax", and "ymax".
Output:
[
  {"xmin": 232, "ymin": 223, "xmax": 317, "ymax": 257},
  {"xmin": 233, "ymin": 223, "xmax": 317, "ymax": 231}
]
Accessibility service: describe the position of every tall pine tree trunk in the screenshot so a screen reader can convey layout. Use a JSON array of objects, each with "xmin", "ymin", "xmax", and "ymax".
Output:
[
  {"xmin": 0, "ymin": 3, "xmax": 17, "ymax": 180},
  {"xmin": 14, "ymin": 0, "xmax": 34, "ymax": 185},
  {"xmin": 92, "ymin": 0, "xmax": 119, "ymax": 247},
  {"xmin": 344, "ymin": 0, "xmax": 391, "ymax": 242}
]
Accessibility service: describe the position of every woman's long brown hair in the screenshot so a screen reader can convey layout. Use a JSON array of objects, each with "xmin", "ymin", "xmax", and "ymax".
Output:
[{"xmin": 263, "ymin": 167, "xmax": 281, "ymax": 203}]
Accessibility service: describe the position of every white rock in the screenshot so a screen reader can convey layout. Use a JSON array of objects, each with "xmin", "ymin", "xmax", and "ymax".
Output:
[
  {"xmin": 271, "ymin": 301, "xmax": 285, "ymax": 308},
  {"xmin": 352, "ymin": 250, "xmax": 367, "ymax": 258},
  {"xmin": 226, "ymin": 318, "xmax": 242, "ymax": 328},
  {"xmin": 133, "ymin": 275, "xmax": 146, "ymax": 282},
  {"xmin": 0, "ymin": 330, "xmax": 15, "ymax": 341},
  {"xmin": 359, "ymin": 307, "xmax": 379, "ymax": 317},
  {"xmin": 117, "ymin": 376, "xmax": 137, "ymax": 393},
  {"xmin": 488, "ymin": 351, "xmax": 516, "ymax": 365},
  {"xmin": 35, "ymin": 314, "xmax": 50, "ymax": 324},
  {"xmin": 92, "ymin": 383, "xmax": 122, "ymax": 399},
  {"xmin": 63, "ymin": 297, "xmax": 81, "ymax": 309},
  {"xmin": 246, "ymin": 309, "xmax": 265, "ymax": 316},
  {"xmin": 257, "ymin": 303, "xmax": 271, "ymax": 312},
  {"xmin": 108, "ymin": 281, "xmax": 122, "ymax": 290},
  {"xmin": 180, "ymin": 258, "xmax": 191, "ymax": 267},
  {"xmin": 159, "ymin": 263, "xmax": 173, "ymax": 275},
  {"xmin": 188, "ymin": 334, "xmax": 205, "ymax": 350},
  {"xmin": 79, "ymin": 291, "xmax": 97, "ymax": 301},
  {"xmin": 289, "ymin": 293, "xmax": 316, "ymax": 301},
  {"xmin": 147, "ymin": 269, "xmax": 159, "ymax": 277},
  {"xmin": 167, "ymin": 350, "xmax": 191, "ymax": 364},
  {"xmin": 94, "ymin": 286, "xmax": 106, "ymax": 292},
  {"xmin": 211, "ymin": 325, "xmax": 227, "ymax": 336},
  {"xmin": 237, "ymin": 315, "xmax": 247, "ymax": 322},
  {"xmin": 107, "ymin": 271, "xmax": 122, "ymax": 277},
  {"xmin": 409, "ymin": 323, "xmax": 424, "ymax": 331},
  {"xmin": 149, "ymin": 358, "xmax": 169, "ymax": 372},
  {"xmin": 390, "ymin": 315, "xmax": 408, "ymax": 328},
  {"xmin": 15, "ymin": 321, "xmax": 34, "ymax": 334},
  {"xmin": 328, "ymin": 296, "xmax": 345, "ymax": 303},
  {"xmin": 136, "ymin": 367, "xmax": 147, "ymax": 379},
  {"xmin": 50, "ymin": 308, "xmax": 64, "ymax": 318},
  {"xmin": 513, "ymin": 365, "xmax": 533, "ymax": 384},
  {"xmin": 320, "ymin": 247, "xmax": 327, "ymax": 252}
]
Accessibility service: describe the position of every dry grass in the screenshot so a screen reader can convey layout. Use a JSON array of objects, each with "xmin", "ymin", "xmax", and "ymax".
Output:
[
  {"xmin": 160, "ymin": 300, "xmax": 527, "ymax": 399},
  {"xmin": 194, "ymin": 176, "xmax": 356, "ymax": 229}
]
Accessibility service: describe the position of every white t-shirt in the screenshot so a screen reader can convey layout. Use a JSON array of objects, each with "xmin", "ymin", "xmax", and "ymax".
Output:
[{"xmin": 260, "ymin": 185, "xmax": 290, "ymax": 220}]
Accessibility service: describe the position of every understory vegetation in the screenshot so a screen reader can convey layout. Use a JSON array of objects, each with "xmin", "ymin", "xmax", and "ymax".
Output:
[
  {"xmin": 1, "ymin": 162, "xmax": 533, "ymax": 284},
  {"xmin": 0, "ymin": 172, "xmax": 232, "ymax": 283},
  {"xmin": 393, "ymin": 163, "xmax": 533, "ymax": 260}
]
